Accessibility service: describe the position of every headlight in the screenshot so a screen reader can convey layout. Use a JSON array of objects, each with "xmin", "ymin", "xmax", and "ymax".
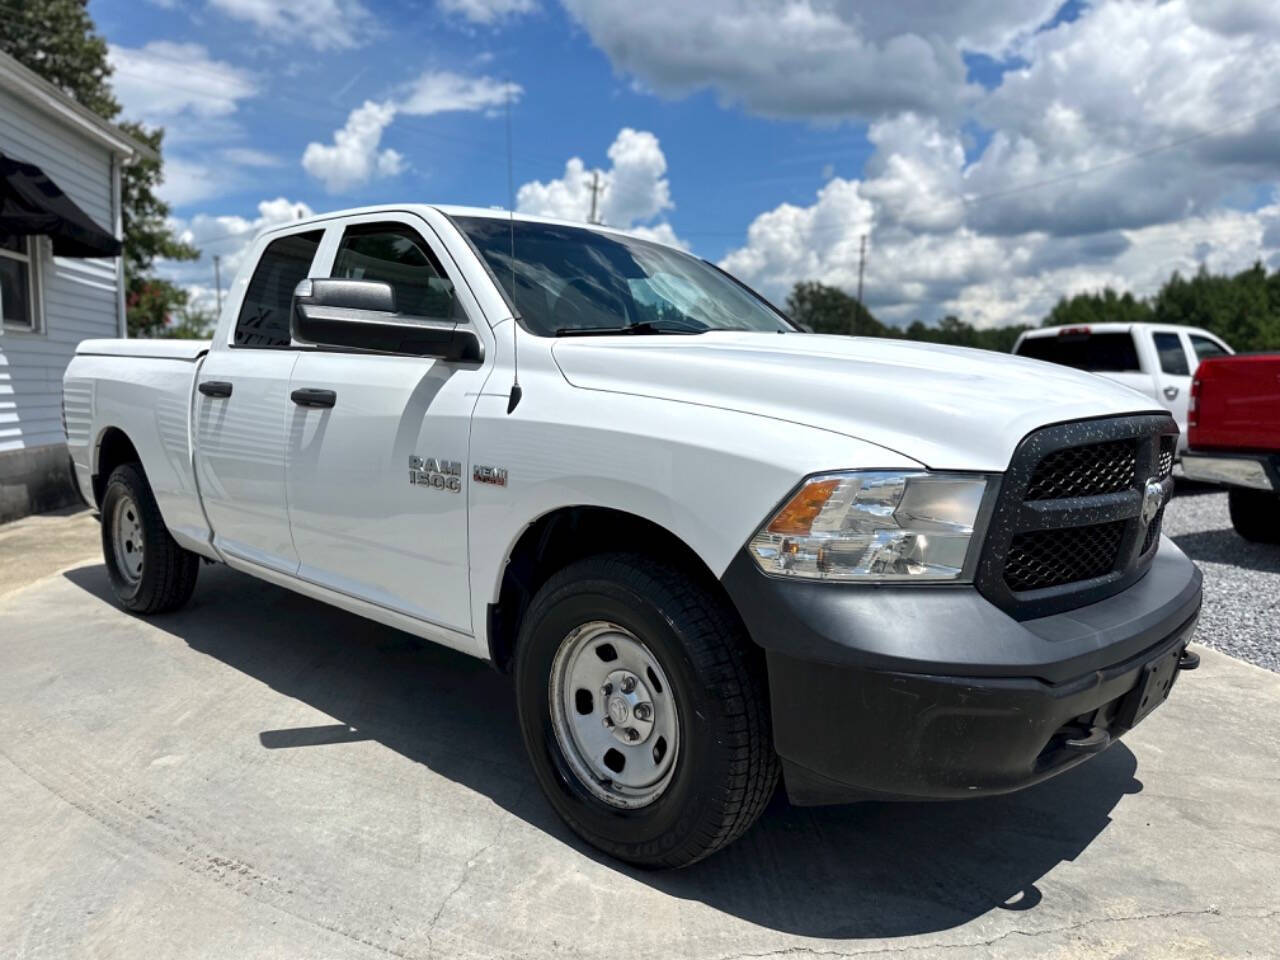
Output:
[{"xmin": 748, "ymin": 471, "xmax": 988, "ymax": 581}]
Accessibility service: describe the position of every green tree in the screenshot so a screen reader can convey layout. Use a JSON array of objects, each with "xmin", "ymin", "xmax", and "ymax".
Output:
[
  {"xmin": 0, "ymin": 0, "xmax": 198, "ymax": 337},
  {"xmin": 1044, "ymin": 288, "xmax": 1153, "ymax": 328},
  {"xmin": 160, "ymin": 305, "xmax": 217, "ymax": 340},
  {"xmin": 786, "ymin": 281, "xmax": 887, "ymax": 337},
  {"xmin": 782, "ymin": 282, "xmax": 1027, "ymax": 352}
]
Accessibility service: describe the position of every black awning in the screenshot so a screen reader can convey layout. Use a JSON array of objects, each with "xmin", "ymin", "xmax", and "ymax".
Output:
[{"xmin": 0, "ymin": 151, "xmax": 122, "ymax": 258}]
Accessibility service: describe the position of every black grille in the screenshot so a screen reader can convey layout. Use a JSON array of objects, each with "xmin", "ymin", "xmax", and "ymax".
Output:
[
  {"xmin": 976, "ymin": 414, "xmax": 1180, "ymax": 619},
  {"xmin": 1158, "ymin": 436, "xmax": 1175, "ymax": 478},
  {"xmin": 1025, "ymin": 439, "xmax": 1137, "ymax": 500},
  {"xmin": 1005, "ymin": 522, "xmax": 1125, "ymax": 592}
]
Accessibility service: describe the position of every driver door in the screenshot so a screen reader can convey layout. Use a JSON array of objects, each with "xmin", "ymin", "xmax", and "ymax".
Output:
[{"xmin": 284, "ymin": 214, "xmax": 491, "ymax": 634}]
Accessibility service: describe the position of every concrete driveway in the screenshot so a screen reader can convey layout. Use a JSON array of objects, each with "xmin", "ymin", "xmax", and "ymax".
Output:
[{"xmin": 1, "ymin": 513, "xmax": 1278, "ymax": 959}]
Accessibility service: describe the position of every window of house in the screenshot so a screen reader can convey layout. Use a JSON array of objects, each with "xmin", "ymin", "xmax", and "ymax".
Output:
[
  {"xmin": 331, "ymin": 223, "xmax": 455, "ymax": 320},
  {"xmin": 1153, "ymin": 332, "xmax": 1190, "ymax": 376},
  {"xmin": 233, "ymin": 230, "xmax": 324, "ymax": 347},
  {"xmin": 0, "ymin": 235, "xmax": 39, "ymax": 331}
]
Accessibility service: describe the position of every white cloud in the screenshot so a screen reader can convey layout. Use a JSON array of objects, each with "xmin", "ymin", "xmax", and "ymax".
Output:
[
  {"xmin": 164, "ymin": 197, "xmax": 318, "ymax": 312},
  {"xmin": 208, "ymin": 0, "xmax": 377, "ymax": 50},
  {"xmin": 439, "ymin": 0, "xmax": 537, "ymax": 25},
  {"xmin": 302, "ymin": 72, "xmax": 522, "ymax": 192},
  {"xmin": 219, "ymin": 147, "xmax": 284, "ymax": 167},
  {"xmin": 108, "ymin": 42, "xmax": 257, "ymax": 124},
  {"xmin": 302, "ymin": 100, "xmax": 405, "ymax": 193},
  {"xmin": 559, "ymin": 0, "xmax": 1060, "ymax": 120},
  {"xmin": 710, "ymin": 0, "xmax": 1280, "ymax": 328},
  {"xmin": 517, "ymin": 128, "xmax": 678, "ymax": 241},
  {"xmin": 397, "ymin": 71, "xmax": 521, "ymax": 116}
]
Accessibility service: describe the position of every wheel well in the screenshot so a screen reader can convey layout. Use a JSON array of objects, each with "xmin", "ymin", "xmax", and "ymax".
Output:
[
  {"xmin": 92, "ymin": 428, "xmax": 141, "ymax": 507},
  {"xmin": 487, "ymin": 506, "xmax": 728, "ymax": 673}
]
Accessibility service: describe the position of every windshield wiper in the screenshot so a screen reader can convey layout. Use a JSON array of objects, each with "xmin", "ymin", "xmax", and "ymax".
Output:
[{"xmin": 554, "ymin": 320, "xmax": 706, "ymax": 337}]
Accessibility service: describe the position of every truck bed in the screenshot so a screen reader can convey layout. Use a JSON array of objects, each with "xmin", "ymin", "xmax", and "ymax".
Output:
[{"xmin": 1189, "ymin": 354, "xmax": 1280, "ymax": 453}]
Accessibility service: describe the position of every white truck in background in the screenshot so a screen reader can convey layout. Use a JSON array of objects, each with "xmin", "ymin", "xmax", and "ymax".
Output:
[
  {"xmin": 64, "ymin": 205, "xmax": 1202, "ymax": 867},
  {"xmin": 1013, "ymin": 323, "xmax": 1233, "ymax": 453}
]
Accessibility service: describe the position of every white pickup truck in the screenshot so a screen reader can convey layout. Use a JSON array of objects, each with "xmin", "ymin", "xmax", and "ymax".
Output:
[
  {"xmin": 1013, "ymin": 322, "xmax": 1233, "ymax": 453},
  {"xmin": 64, "ymin": 205, "xmax": 1203, "ymax": 867}
]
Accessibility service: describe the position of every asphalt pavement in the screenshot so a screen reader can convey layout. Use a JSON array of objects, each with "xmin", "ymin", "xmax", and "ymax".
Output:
[{"xmin": 0, "ymin": 500, "xmax": 1277, "ymax": 959}]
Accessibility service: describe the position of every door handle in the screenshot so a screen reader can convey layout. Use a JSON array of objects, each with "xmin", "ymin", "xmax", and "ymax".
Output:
[
  {"xmin": 198, "ymin": 380, "xmax": 233, "ymax": 399},
  {"xmin": 291, "ymin": 388, "xmax": 337, "ymax": 409},
  {"xmin": 1163, "ymin": 385, "xmax": 1179, "ymax": 400}
]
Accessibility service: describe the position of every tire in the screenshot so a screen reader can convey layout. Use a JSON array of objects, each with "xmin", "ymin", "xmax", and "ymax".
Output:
[
  {"xmin": 1228, "ymin": 487, "xmax": 1280, "ymax": 544},
  {"xmin": 514, "ymin": 552, "xmax": 778, "ymax": 868},
  {"xmin": 101, "ymin": 463, "xmax": 199, "ymax": 613}
]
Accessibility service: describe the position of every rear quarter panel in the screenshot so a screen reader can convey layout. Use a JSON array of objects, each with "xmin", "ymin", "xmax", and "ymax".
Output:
[{"xmin": 64, "ymin": 351, "xmax": 214, "ymax": 555}]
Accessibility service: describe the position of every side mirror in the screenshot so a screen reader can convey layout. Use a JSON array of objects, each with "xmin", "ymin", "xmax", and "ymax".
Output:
[{"xmin": 291, "ymin": 278, "xmax": 483, "ymax": 362}]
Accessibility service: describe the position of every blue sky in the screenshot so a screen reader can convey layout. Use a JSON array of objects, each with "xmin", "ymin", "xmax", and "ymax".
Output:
[
  {"xmin": 95, "ymin": 0, "xmax": 875, "ymax": 261},
  {"xmin": 93, "ymin": 0, "xmax": 1280, "ymax": 327}
]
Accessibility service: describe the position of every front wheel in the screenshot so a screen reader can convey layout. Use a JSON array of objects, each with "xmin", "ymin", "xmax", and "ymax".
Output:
[
  {"xmin": 101, "ymin": 463, "xmax": 200, "ymax": 613},
  {"xmin": 1228, "ymin": 487, "xmax": 1280, "ymax": 543},
  {"xmin": 514, "ymin": 553, "xmax": 778, "ymax": 868}
]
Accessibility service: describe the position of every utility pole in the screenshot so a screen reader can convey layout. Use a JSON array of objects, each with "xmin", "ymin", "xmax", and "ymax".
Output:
[
  {"xmin": 856, "ymin": 234, "xmax": 867, "ymax": 311},
  {"xmin": 587, "ymin": 171, "xmax": 602, "ymax": 224},
  {"xmin": 213, "ymin": 255, "xmax": 223, "ymax": 315}
]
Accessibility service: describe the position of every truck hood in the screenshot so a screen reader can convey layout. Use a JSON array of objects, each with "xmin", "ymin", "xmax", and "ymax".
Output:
[{"xmin": 551, "ymin": 332, "xmax": 1162, "ymax": 471}]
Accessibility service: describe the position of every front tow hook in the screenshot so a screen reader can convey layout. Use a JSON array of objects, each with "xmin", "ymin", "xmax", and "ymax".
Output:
[
  {"xmin": 1063, "ymin": 726, "xmax": 1111, "ymax": 756},
  {"xmin": 1178, "ymin": 649, "xmax": 1201, "ymax": 671}
]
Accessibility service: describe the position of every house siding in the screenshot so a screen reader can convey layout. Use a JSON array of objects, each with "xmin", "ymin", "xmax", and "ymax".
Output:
[{"xmin": 0, "ymin": 83, "xmax": 122, "ymax": 521}]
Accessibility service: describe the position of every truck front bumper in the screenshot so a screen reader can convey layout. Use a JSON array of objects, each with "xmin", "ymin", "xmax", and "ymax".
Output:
[{"xmin": 721, "ymin": 539, "xmax": 1202, "ymax": 805}]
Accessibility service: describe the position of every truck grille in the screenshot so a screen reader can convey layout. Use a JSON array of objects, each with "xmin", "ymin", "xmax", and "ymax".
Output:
[
  {"xmin": 1005, "ymin": 521, "xmax": 1126, "ymax": 592},
  {"xmin": 1025, "ymin": 439, "xmax": 1136, "ymax": 500},
  {"xmin": 976, "ymin": 414, "xmax": 1180, "ymax": 619}
]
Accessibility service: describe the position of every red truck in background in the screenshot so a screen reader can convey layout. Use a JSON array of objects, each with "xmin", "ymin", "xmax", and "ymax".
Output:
[{"xmin": 1183, "ymin": 354, "xmax": 1280, "ymax": 542}]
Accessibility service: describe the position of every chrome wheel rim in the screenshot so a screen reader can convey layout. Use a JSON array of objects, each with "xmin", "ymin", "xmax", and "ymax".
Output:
[
  {"xmin": 549, "ymin": 621, "xmax": 680, "ymax": 809},
  {"xmin": 111, "ymin": 493, "xmax": 144, "ymax": 584}
]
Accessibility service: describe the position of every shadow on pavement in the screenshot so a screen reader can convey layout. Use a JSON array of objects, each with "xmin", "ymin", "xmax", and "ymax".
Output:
[
  {"xmin": 1171, "ymin": 527, "xmax": 1280, "ymax": 573},
  {"xmin": 64, "ymin": 562, "xmax": 1140, "ymax": 940}
]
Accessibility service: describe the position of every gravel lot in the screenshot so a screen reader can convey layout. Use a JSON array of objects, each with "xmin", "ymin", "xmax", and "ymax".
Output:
[{"xmin": 1164, "ymin": 483, "xmax": 1280, "ymax": 672}]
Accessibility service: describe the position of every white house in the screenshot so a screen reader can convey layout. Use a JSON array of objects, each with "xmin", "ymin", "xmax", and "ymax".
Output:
[{"xmin": 0, "ymin": 50, "xmax": 148, "ymax": 522}]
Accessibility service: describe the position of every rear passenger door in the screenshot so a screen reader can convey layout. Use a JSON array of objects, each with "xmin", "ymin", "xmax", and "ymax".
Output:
[
  {"xmin": 284, "ymin": 214, "xmax": 491, "ymax": 635},
  {"xmin": 195, "ymin": 229, "xmax": 322, "ymax": 572},
  {"xmin": 1149, "ymin": 329, "xmax": 1193, "ymax": 441}
]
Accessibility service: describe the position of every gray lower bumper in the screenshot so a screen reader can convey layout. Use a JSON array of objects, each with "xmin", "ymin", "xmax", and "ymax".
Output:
[{"xmin": 1182, "ymin": 452, "xmax": 1277, "ymax": 491}]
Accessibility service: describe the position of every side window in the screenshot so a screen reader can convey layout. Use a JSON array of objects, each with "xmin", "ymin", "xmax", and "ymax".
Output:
[
  {"xmin": 234, "ymin": 231, "xmax": 323, "ymax": 348},
  {"xmin": 331, "ymin": 223, "xmax": 454, "ymax": 320},
  {"xmin": 1153, "ymin": 332, "xmax": 1190, "ymax": 376},
  {"xmin": 1190, "ymin": 334, "xmax": 1228, "ymax": 363},
  {"xmin": 0, "ymin": 235, "xmax": 39, "ymax": 331}
]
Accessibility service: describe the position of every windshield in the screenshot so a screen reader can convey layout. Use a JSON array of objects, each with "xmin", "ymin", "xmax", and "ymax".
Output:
[{"xmin": 453, "ymin": 216, "xmax": 792, "ymax": 336}]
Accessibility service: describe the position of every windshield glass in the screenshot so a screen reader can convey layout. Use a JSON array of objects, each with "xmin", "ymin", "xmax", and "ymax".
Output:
[{"xmin": 454, "ymin": 216, "xmax": 792, "ymax": 336}]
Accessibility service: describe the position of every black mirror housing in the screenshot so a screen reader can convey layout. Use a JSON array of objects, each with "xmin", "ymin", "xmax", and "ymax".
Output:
[{"xmin": 291, "ymin": 278, "xmax": 483, "ymax": 362}]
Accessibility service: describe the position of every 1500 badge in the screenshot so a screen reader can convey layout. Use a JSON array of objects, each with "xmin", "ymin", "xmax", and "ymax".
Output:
[{"xmin": 409, "ymin": 456, "xmax": 461, "ymax": 492}]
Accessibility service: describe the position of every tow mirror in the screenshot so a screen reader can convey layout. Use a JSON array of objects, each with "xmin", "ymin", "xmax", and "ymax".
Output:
[{"xmin": 291, "ymin": 278, "xmax": 483, "ymax": 362}]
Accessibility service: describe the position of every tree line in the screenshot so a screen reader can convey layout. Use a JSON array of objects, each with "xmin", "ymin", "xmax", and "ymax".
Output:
[{"xmin": 787, "ymin": 261, "xmax": 1280, "ymax": 353}]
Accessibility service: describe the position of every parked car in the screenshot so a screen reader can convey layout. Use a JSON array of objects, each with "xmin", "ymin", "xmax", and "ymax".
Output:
[
  {"xmin": 64, "ymin": 205, "xmax": 1202, "ymax": 867},
  {"xmin": 1013, "ymin": 323, "xmax": 1232, "ymax": 453},
  {"xmin": 1182, "ymin": 353, "xmax": 1280, "ymax": 542}
]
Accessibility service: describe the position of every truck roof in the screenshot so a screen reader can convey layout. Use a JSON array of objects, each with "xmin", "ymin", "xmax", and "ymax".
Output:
[
  {"xmin": 255, "ymin": 202, "xmax": 682, "ymax": 250},
  {"xmin": 1021, "ymin": 322, "xmax": 1220, "ymax": 340}
]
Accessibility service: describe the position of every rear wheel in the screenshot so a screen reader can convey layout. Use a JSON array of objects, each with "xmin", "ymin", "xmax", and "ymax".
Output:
[
  {"xmin": 1228, "ymin": 488, "xmax": 1280, "ymax": 544},
  {"xmin": 514, "ymin": 553, "xmax": 778, "ymax": 868},
  {"xmin": 101, "ymin": 463, "xmax": 199, "ymax": 613}
]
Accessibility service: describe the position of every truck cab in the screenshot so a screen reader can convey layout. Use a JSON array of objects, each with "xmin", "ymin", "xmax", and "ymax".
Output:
[
  {"xmin": 1013, "ymin": 323, "xmax": 1232, "ymax": 453},
  {"xmin": 64, "ymin": 204, "xmax": 1203, "ymax": 868}
]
